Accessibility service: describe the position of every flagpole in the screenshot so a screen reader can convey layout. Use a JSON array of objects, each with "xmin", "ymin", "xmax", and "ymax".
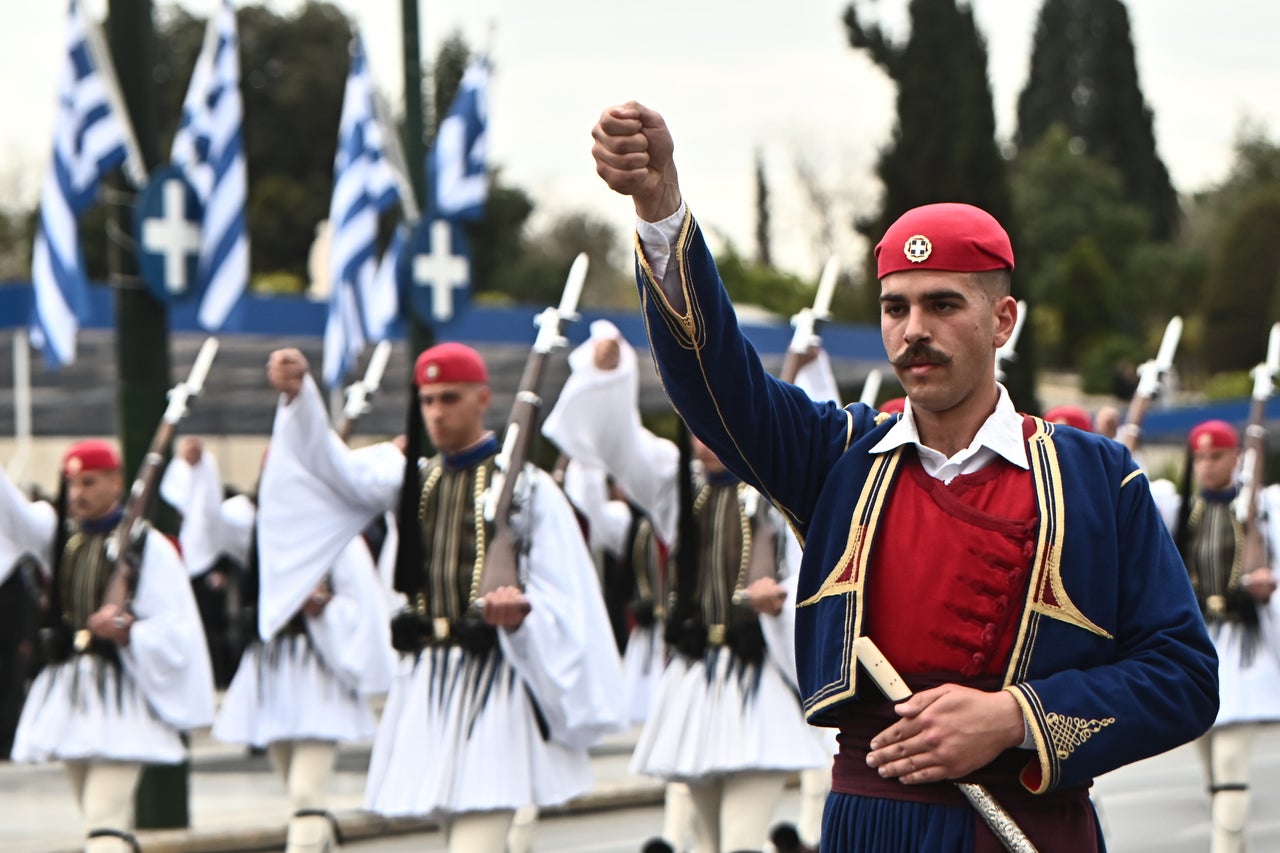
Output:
[
  {"xmin": 400, "ymin": 0, "xmax": 435, "ymax": 394},
  {"xmin": 106, "ymin": 0, "xmax": 184, "ymax": 830}
]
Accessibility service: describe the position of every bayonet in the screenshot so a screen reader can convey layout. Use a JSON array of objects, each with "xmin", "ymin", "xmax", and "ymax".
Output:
[
  {"xmin": 337, "ymin": 339, "xmax": 392, "ymax": 442},
  {"xmin": 859, "ymin": 369, "xmax": 883, "ymax": 408},
  {"xmin": 1120, "ymin": 316, "xmax": 1182, "ymax": 452},
  {"xmin": 781, "ymin": 257, "xmax": 839, "ymax": 384}
]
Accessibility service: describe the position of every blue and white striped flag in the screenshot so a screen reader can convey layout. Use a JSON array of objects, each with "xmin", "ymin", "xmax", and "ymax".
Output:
[
  {"xmin": 322, "ymin": 35, "xmax": 403, "ymax": 388},
  {"xmin": 170, "ymin": 0, "xmax": 249, "ymax": 331},
  {"xmin": 30, "ymin": 0, "xmax": 138, "ymax": 367},
  {"xmin": 431, "ymin": 57, "xmax": 489, "ymax": 221}
]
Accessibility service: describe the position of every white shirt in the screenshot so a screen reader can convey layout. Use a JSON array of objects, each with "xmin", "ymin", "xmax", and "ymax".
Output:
[{"xmin": 872, "ymin": 388, "xmax": 1029, "ymax": 484}]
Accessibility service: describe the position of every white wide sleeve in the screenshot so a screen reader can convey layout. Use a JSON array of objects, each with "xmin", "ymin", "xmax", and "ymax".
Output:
[
  {"xmin": 760, "ymin": 507, "xmax": 801, "ymax": 688},
  {"xmin": 541, "ymin": 322, "xmax": 679, "ymax": 544},
  {"xmin": 256, "ymin": 373, "xmax": 405, "ymax": 640},
  {"xmin": 499, "ymin": 468, "xmax": 628, "ymax": 749},
  {"xmin": 159, "ymin": 452, "xmax": 231, "ymax": 577},
  {"xmin": 306, "ymin": 536, "xmax": 396, "ymax": 697},
  {"xmin": 121, "ymin": 531, "xmax": 216, "ymax": 730},
  {"xmin": 0, "ymin": 469, "xmax": 56, "ymax": 585},
  {"xmin": 1149, "ymin": 477, "xmax": 1181, "ymax": 533}
]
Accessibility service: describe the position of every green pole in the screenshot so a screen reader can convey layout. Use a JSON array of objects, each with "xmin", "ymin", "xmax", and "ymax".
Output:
[
  {"xmin": 400, "ymin": 0, "xmax": 435, "ymax": 362},
  {"xmin": 105, "ymin": 0, "xmax": 187, "ymax": 829}
]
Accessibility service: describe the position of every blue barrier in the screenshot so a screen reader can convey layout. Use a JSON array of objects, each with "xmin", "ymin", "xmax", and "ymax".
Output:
[
  {"xmin": 3, "ymin": 280, "xmax": 1274, "ymax": 444},
  {"xmin": 0, "ymin": 279, "xmax": 888, "ymax": 360}
]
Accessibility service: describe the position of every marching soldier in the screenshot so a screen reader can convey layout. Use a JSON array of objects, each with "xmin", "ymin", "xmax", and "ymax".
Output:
[
  {"xmin": 592, "ymin": 100, "xmax": 1217, "ymax": 850},
  {"xmin": 160, "ymin": 436, "xmax": 394, "ymax": 853},
  {"xmin": 1169, "ymin": 420, "xmax": 1280, "ymax": 853},
  {"xmin": 2, "ymin": 441, "xmax": 214, "ymax": 853},
  {"xmin": 260, "ymin": 344, "xmax": 625, "ymax": 853},
  {"xmin": 543, "ymin": 322, "xmax": 829, "ymax": 853}
]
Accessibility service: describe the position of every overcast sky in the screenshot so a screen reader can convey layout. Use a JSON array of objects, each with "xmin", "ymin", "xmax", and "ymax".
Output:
[{"xmin": 3, "ymin": 0, "xmax": 1279, "ymax": 277}]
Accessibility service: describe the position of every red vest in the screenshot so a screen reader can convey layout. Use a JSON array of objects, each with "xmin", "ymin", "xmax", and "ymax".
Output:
[{"xmin": 862, "ymin": 450, "xmax": 1038, "ymax": 678}]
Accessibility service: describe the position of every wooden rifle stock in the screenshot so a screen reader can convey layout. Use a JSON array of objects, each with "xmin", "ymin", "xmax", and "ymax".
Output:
[
  {"xmin": 477, "ymin": 356, "xmax": 550, "ymax": 599},
  {"xmin": 1119, "ymin": 393, "xmax": 1153, "ymax": 452},
  {"xmin": 1238, "ymin": 322, "xmax": 1280, "ymax": 581},
  {"xmin": 475, "ymin": 253, "xmax": 588, "ymax": 602},
  {"xmin": 1239, "ymin": 400, "xmax": 1268, "ymax": 579},
  {"xmin": 75, "ymin": 338, "xmax": 218, "ymax": 651}
]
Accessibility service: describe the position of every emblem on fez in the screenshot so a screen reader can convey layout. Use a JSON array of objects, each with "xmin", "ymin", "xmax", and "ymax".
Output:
[
  {"xmin": 66, "ymin": 457, "xmax": 83, "ymax": 476},
  {"xmin": 426, "ymin": 364, "xmax": 440, "ymax": 380},
  {"xmin": 904, "ymin": 235, "xmax": 932, "ymax": 263}
]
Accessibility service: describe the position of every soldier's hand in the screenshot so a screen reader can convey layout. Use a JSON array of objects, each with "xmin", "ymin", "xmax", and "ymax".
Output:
[
  {"xmin": 1244, "ymin": 567, "xmax": 1277, "ymax": 603},
  {"xmin": 866, "ymin": 684, "xmax": 1025, "ymax": 784},
  {"xmin": 267, "ymin": 349, "xmax": 309, "ymax": 400},
  {"xmin": 593, "ymin": 336, "xmax": 621, "ymax": 371},
  {"xmin": 592, "ymin": 101, "xmax": 682, "ymax": 222},
  {"xmin": 742, "ymin": 576, "xmax": 787, "ymax": 616},
  {"xmin": 178, "ymin": 435, "xmax": 203, "ymax": 465},
  {"xmin": 86, "ymin": 603, "xmax": 133, "ymax": 646},
  {"xmin": 480, "ymin": 585, "xmax": 532, "ymax": 631},
  {"xmin": 302, "ymin": 582, "xmax": 332, "ymax": 617}
]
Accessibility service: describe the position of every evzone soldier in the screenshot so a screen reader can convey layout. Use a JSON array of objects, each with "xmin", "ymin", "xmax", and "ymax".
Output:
[
  {"xmin": 592, "ymin": 101, "xmax": 1217, "ymax": 850},
  {"xmin": 1160, "ymin": 420, "xmax": 1280, "ymax": 853},
  {"xmin": 545, "ymin": 320, "xmax": 670, "ymax": 726},
  {"xmin": 261, "ymin": 343, "xmax": 626, "ymax": 853},
  {"xmin": 160, "ymin": 435, "xmax": 395, "ymax": 853},
  {"xmin": 543, "ymin": 322, "xmax": 830, "ymax": 853},
  {"xmin": 1, "ymin": 441, "xmax": 214, "ymax": 853}
]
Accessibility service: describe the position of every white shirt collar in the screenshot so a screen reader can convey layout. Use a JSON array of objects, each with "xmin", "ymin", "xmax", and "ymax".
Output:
[{"xmin": 869, "ymin": 384, "xmax": 1029, "ymax": 479}]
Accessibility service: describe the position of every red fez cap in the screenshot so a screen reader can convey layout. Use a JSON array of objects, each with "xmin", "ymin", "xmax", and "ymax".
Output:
[
  {"xmin": 1044, "ymin": 405, "xmax": 1093, "ymax": 433},
  {"xmin": 1189, "ymin": 419, "xmax": 1239, "ymax": 451},
  {"xmin": 879, "ymin": 397, "xmax": 906, "ymax": 414},
  {"xmin": 875, "ymin": 203, "xmax": 1014, "ymax": 279},
  {"xmin": 62, "ymin": 439, "xmax": 121, "ymax": 477},
  {"xmin": 414, "ymin": 342, "xmax": 488, "ymax": 386}
]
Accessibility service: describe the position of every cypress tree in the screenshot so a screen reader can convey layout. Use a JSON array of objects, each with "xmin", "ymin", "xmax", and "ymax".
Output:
[
  {"xmin": 844, "ymin": 0, "xmax": 1036, "ymax": 410},
  {"xmin": 1016, "ymin": 0, "xmax": 1179, "ymax": 239},
  {"xmin": 754, "ymin": 149, "xmax": 773, "ymax": 268}
]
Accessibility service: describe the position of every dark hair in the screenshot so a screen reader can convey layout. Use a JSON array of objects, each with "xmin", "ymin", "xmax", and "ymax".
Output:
[{"xmin": 971, "ymin": 269, "xmax": 1012, "ymax": 299}]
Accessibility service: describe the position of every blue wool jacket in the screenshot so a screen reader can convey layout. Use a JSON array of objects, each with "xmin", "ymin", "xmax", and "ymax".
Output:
[{"xmin": 634, "ymin": 209, "xmax": 1218, "ymax": 794}]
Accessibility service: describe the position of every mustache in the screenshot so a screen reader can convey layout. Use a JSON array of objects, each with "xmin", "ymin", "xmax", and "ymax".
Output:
[{"xmin": 891, "ymin": 343, "xmax": 952, "ymax": 368}]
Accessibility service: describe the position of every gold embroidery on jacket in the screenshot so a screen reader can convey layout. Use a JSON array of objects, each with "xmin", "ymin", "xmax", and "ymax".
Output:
[
  {"xmin": 1007, "ymin": 419, "xmax": 1112, "ymax": 687},
  {"xmin": 1046, "ymin": 712, "xmax": 1115, "ymax": 759}
]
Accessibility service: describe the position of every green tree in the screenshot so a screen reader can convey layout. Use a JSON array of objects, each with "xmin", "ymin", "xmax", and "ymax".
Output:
[
  {"xmin": 1201, "ymin": 189, "xmax": 1280, "ymax": 372},
  {"xmin": 1015, "ymin": 0, "xmax": 1179, "ymax": 239},
  {"xmin": 754, "ymin": 150, "xmax": 772, "ymax": 268},
  {"xmin": 1010, "ymin": 124, "xmax": 1151, "ymax": 366},
  {"xmin": 843, "ymin": 0, "xmax": 1035, "ymax": 410}
]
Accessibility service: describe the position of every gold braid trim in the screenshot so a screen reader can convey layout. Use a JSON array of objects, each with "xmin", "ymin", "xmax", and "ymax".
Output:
[
  {"xmin": 1045, "ymin": 712, "xmax": 1115, "ymax": 760},
  {"xmin": 730, "ymin": 483, "xmax": 753, "ymax": 598},
  {"xmin": 468, "ymin": 463, "xmax": 490, "ymax": 605}
]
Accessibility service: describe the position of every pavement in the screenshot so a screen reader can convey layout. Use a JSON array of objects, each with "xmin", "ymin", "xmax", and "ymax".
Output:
[{"xmin": 0, "ymin": 725, "xmax": 664, "ymax": 853}]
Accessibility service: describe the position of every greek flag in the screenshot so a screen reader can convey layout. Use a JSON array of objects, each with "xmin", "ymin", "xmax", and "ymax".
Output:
[
  {"xmin": 30, "ymin": 0, "xmax": 136, "ymax": 367},
  {"xmin": 322, "ymin": 35, "xmax": 403, "ymax": 388},
  {"xmin": 431, "ymin": 57, "xmax": 489, "ymax": 221},
  {"xmin": 170, "ymin": 0, "xmax": 249, "ymax": 331}
]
